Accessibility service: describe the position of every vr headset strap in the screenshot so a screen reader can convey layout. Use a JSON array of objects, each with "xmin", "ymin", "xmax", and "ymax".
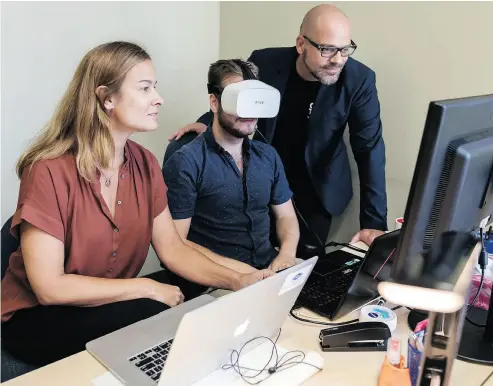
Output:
[{"xmin": 207, "ymin": 59, "xmax": 257, "ymax": 94}]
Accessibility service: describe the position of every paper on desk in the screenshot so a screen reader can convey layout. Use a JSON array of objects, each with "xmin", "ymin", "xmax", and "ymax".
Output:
[
  {"xmin": 92, "ymin": 342, "xmax": 323, "ymax": 386},
  {"xmin": 192, "ymin": 341, "xmax": 324, "ymax": 386},
  {"xmin": 92, "ymin": 371, "xmax": 124, "ymax": 386}
]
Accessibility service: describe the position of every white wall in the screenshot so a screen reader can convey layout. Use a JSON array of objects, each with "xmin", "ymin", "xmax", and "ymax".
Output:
[
  {"xmin": 1, "ymin": 1, "xmax": 219, "ymax": 275},
  {"xmin": 2, "ymin": 1, "xmax": 493, "ymax": 275},
  {"xmin": 220, "ymin": 1, "xmax": 493, "ymax": 243}
]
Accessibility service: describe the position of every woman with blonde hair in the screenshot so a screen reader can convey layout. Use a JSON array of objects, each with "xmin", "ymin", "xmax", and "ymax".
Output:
[{"xmin": 1, "ymin": 41, "xmax": 271, "ymax": 366}]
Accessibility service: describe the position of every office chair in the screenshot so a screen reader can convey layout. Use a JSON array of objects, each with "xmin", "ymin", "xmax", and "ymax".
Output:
[
  {"xmin": 2, "ymin": 216, "xmax": 18, "ymax": 280},
  {"xmin": 1, "ymin": 216, "xmax": 40, "ymax": 382}
]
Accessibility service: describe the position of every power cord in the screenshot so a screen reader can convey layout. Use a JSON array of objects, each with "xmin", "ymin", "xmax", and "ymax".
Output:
[
  {"xmin": 289, "ymin": 298, "xmax": 401, "ymax": 326},
  {"xmin": 289, "ymin": 308, "xmax": 361, "ymax": 326},
  {"xmin": 222, "ymin": 328, "xmax": 322, "ymax": 385},
  {"xmin": 291, "ymin": 198, "xmax": 326, "ymax": 255},
  {"xmin": 254, "ymin": 128, "xmax": 327, "ymax": 257},
  {"xmin": 465, "ymin": 227, "xmax": 488, "ymax": 327}
]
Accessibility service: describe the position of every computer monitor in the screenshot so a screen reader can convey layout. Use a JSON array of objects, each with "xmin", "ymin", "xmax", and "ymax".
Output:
[{"xmin": 391, "ymin": 94, "xmax": 493, "ymax": 365}]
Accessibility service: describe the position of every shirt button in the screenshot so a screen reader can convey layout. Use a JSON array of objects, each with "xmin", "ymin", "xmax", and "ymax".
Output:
[
  {"xmin": 107, "ymin": 268, "xmax": 113, "ymax": 273},
  {"xmin": 120, "ymin": 174, "xmax": 124, "ymax": 179},
  {"xmin": 112, "ymin": 252, "xmax": 117, "ymax": 257},
  {"xmin": 117, "ymin": 201, "xmax": 122, "ymax": 205}
]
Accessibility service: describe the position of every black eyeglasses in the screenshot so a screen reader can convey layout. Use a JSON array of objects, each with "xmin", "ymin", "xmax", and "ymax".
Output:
[{"xmin": 303, "ymin": 36, "xmax": 357, "ymax": 58}]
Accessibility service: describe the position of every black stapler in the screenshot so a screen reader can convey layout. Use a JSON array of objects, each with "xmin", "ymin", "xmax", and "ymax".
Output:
[{"xmin": 319, "ymin": 321, "xmax": 391, "ymax": 352}]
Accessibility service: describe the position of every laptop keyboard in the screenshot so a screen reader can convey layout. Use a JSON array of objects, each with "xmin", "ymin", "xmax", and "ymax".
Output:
[
  {"xmin": 298, "ymin": 263, "xmax": 360, "ymax": 310},
  {"xmin": 128, "ymin": 338, "xmax": 173, "ymax": 382}
]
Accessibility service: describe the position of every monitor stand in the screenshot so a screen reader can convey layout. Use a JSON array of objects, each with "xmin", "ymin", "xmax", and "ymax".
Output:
[
  {"xmin": 407, "ymin": 309, "xmax": 428, "ymax": 331},
  {"xmin": 457, "ymin": 291, "xmax": 493, "ymax": 365}
]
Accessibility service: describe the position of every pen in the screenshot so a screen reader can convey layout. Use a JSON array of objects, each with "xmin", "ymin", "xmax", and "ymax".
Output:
[
  {"xmin": 416, "ymin": 330, "xmax": 425, "ymax": 352},
  {"xmin": 409, "ymin": 332, "xmax": 417, "ymax": 349}
]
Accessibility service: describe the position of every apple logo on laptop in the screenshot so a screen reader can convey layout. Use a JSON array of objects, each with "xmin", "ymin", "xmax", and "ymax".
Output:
[
  {"xmin": 234, "ymin": 319, "xmax": 250, "ymax": 337},
  {"xmin": 293, "ymin": 272, "xmax": 303, "ymax": 281}
]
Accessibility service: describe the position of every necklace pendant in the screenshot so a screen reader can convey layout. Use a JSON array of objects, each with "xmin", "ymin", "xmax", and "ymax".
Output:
[{"xmin": 105, "ymin": 179, "xmax": 111, "ymax": 187}]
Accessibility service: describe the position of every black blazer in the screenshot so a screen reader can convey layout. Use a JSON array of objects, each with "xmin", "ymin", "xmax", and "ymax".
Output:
[{"xmin": 198, "ymin": 47, "xmax": 388, "ymax": 231}]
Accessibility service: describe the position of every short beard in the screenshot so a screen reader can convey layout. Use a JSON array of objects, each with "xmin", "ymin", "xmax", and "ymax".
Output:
[
  {"xmin": 302, "ymin": 50, "xmax": 343, "ymax": 86},
  {"xmin": 217, "ymin": 104, "xmax": 251, "ymax": 139}
]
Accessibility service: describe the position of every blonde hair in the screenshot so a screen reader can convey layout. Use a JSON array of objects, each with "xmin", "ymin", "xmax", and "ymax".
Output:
[{"xmin": 16, "ymin": 41, "xmax": 151, "ymax": 180}]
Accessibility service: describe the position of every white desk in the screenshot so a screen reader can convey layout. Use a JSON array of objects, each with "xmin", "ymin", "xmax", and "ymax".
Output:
[{"xmin": 5, "ymin": 244, "xmax": 493, "ymax": 386}]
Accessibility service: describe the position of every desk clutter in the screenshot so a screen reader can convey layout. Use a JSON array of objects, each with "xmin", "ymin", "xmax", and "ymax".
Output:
[
  {"xmin": 92, "ymin": 340, "xmax": 324, "ymax": 386},
  {"xmin": 376, "ymin": 318, "xmax": 428, "ymax": 386}
]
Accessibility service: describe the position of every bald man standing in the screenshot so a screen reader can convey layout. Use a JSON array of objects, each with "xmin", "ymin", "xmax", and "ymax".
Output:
[{"xmin": 168, "ymin": 4, "xmax": 387, "ymax": 254}]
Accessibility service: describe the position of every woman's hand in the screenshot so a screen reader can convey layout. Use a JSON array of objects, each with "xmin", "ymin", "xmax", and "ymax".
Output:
[{"xmin": 144, "ymin": 278, "xmax": 185, "ymax": 307}]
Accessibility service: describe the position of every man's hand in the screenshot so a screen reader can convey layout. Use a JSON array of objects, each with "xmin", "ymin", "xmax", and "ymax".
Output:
[
  {"xmin": 350, "ymin": 229, "xmax": 385, "ymax": 246},
  {"xmin": 233, "ymin": 269, "xmax": 275, "ymax": 291},
  {"xmin": 269, "ymin": 253, "xmax": 297, "ymax": 272},
  {"xmin": 168, "ymin": 122, "xmax": 207, "ymax": 141}
]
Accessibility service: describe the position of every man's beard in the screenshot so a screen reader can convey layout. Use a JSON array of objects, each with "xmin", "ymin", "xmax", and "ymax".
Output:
[
  {"xmin": 302, "ymin": 50, "xmax": 344, "ymax": 86},
  {"xmin": 217, "ymin": 104, "xmax": 254, "ymax": 139}
]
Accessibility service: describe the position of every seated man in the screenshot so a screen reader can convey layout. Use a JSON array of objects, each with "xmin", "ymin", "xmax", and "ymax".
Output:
[{"xmin": 163, "ymin": 59, "xmax": 299, "ymax": 272}]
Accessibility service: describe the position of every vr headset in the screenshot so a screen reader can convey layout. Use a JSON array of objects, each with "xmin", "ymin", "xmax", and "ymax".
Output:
[{"xmin": 207, "ymin": 60, "xmax": 281, "ymax": 119}]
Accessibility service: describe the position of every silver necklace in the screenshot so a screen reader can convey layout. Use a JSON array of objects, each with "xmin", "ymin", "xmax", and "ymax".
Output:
[
  {"xmin": 100, "ymin": 169, "xmax": 113, "ymax": 187},
  {"xmin": 96, "ymin": 154, "xmax": 124, "ymax": 187}
]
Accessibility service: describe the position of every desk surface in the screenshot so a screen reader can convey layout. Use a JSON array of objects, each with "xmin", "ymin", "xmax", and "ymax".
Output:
[
  {"xmin": 5, "ymin": 306, "xmax": 492, "ymax": 386},
  {"xmin": 5, "ymin": 245, "xmax": 493, "ymax": 386}
]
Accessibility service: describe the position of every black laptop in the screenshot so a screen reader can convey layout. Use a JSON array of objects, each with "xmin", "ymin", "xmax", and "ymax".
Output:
[{"xmin": 293, "ymin": 230, "xmax": 400, "ymax": 320}]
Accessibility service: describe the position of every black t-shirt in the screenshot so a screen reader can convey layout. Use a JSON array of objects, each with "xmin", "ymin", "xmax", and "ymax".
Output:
[{"xmin": 272, "ymin": 64, "xmax": 324, "ymax": 215}]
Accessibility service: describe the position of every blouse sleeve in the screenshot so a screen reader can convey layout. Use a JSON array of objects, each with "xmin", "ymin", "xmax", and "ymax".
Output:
[
  {"xmin": 149, "ymin": 154, "xmax": 169, "ymax": 219},
  {"xmin": 11, "ymin": 161, "xmax": 65, "ymax": 242}
]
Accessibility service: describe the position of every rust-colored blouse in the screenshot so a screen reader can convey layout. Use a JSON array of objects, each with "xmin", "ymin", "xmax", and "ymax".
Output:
[{"xmin": 1, "ymin": 140, "xmax": 168, "ymax": 322}]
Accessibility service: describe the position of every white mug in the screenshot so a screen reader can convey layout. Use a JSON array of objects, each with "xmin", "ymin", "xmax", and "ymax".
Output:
[{"xmin": 395, "ymin": 217, "xmax": 404, "ymax": 230}]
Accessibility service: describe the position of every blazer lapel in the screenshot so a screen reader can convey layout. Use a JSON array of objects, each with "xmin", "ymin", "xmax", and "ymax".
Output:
[
  {"xmin": 305, "ymin": 83, "xmax": 337, "ymax": 171},
  {"xmin": 260, "ymin": 47, "xmax": 298, "ymax": 143}
]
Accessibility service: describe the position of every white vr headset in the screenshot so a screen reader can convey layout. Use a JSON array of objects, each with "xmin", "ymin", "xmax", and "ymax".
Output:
[
  {"xmin": 207, "ymin": 62, "xmax": 281, "ymax": 119},
  {"xmin": 219, "ymin": 80, "xmax": 281, "ymax": 119}
]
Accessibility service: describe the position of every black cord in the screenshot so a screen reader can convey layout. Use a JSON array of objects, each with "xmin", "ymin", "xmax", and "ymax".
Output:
[
  {"xmin": 465, "ymin": 227, "xmax": 488, "ymax": 328},
  {"xmin": 222, "ymin": 328, "xmax": 322, "ymax": 385},
  {"xmin": 405, "ymin": 306, "xmax": 428, "ymax": 316},
  {"xmin": 467, "ymin": 268, "xmax": 485, "ymax": 312},
  {"xmin": 289, "ymin": 308, "xmax": 360, "ymax": 326},
  {"xmin": 466, "ymin": 267, "xmax": 486, "ymax": 327},
  {"xmin": 254, "ymin": 128, "xmax": 327, "ymax": 256},
  {"xmin": 291, "ymin": 198, "xmax": 326, "ymax": 254},
  {"xmin": 466, "ymin": 316, "xmax": 487, "ymax": 328}
]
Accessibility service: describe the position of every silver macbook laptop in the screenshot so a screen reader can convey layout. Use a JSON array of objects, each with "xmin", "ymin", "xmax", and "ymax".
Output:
[{"xmin": 86, "ymin": 256, "xmax": 318, "ymax": 386}]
